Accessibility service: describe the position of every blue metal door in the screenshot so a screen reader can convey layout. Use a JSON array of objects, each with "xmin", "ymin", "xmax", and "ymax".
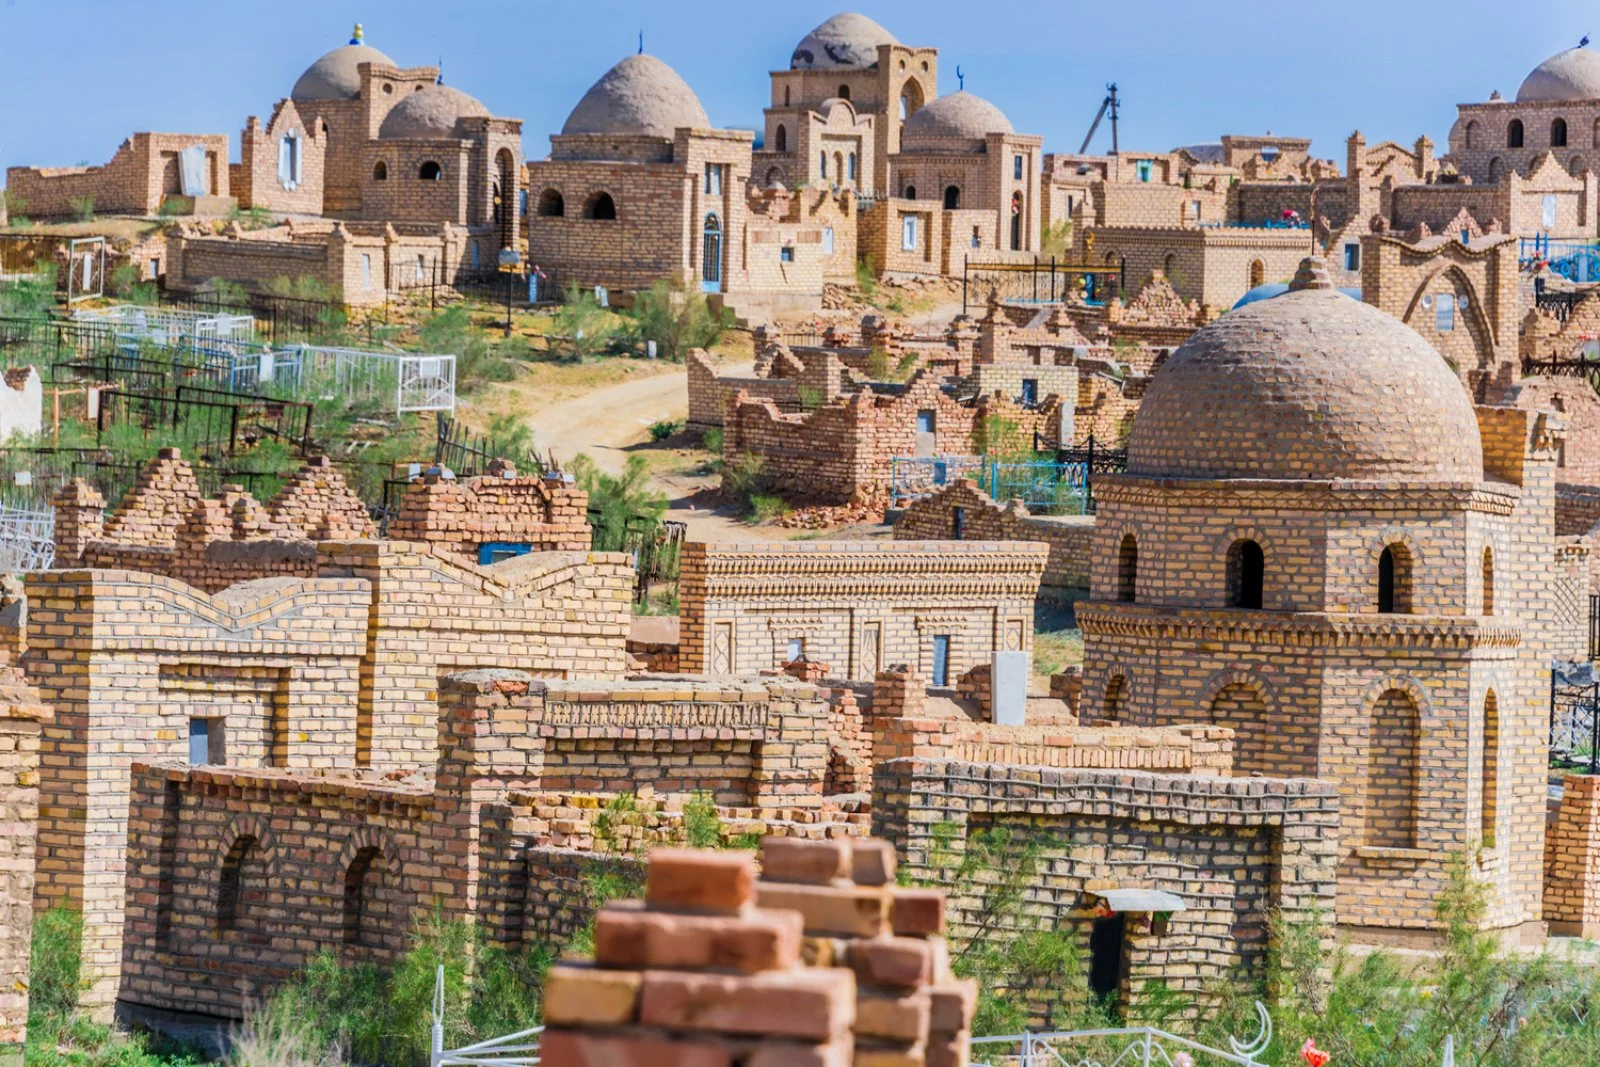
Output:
[{"xmin": 702, "ymin": 215, "xmax": 723, "ymax": 293}]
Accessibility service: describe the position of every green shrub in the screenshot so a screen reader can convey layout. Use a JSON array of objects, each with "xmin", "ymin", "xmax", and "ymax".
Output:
[
  {"xmin": 855, "ymin": 258, "xmax": 878, "ymax": 298},
  {"xmin": 68, "ymin": 196, "xmax": 95, "ymax": 222},
  {"xmin": 29, "ymin": 906, "xmax": 84, "ymax": 1023},
  {"xmin": 551, "ymin": 285, "xmax": 618, "ymax": 362},
  {"xmin": 572, "ymin": 453, "xmax": 667, "ymax": 552},
  {"xmin": 797, "ymin": 385, "xmax": 823, "ymax": 411},
  {"xmin": 747, "ymin": 494, "xmax": 788, "ymax": 523},
  {"xmin": 648, "ymin": 418, "xmax": 683, "ymax": 442},
  {"xmin": 625, "ymin": 273, "xmax": 732, "ymax": 361},
  {"xmin": 682, "ymin": 790, "xmax": 722, "ymax": 848},
  {"xmin": 157, "ymin": 197, "xmax": 187, "ymax": 217},
  {"xmin": 723, "ymin": 451, "xmax": 765, "ymax": 505},
  {"xmin": 701, "ymin": 427, "xmax": 724, "ymax": 453}
]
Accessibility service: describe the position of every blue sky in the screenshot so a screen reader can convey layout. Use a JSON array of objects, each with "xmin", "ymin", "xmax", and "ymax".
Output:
[{"xmin": 0, "ymin": 0, "xmax": 1595, "ymax": 179}]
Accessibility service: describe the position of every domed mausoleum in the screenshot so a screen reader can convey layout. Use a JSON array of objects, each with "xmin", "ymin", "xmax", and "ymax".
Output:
[{"xmin": 1078, "ymin": 256, "xmax": 1571, "ymax": 942}]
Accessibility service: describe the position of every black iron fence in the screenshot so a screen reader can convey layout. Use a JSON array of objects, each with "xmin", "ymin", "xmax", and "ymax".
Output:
[
  {"xmin": 434, "ymin": 412, "xmax": 526, "ymax": 477},
  {"xmin": 590, "ymin": 510, "xmax": 686, "ymax": 607},
  {"xmin": 1591, "ymin": 594, "xmax": 1600, "ymax": 662},
  {"xmin": 156, "ymin": 289, "xmax": 345, "ymax": 345},
  {"xmin": 0, "ymin": 315, "xmax": 116, "ymax": 369},
  {"xmin": 1536, "ymin": 288, "xmax": 1584, "ymax": 323},
  {"xmin": 1551, "ymin": 662, "xmax": 1600, "ymax": 774},
  {"xmin": 1033, "ymin": 432, "xmax": 1129, "ymax": 514},
  {"xmin": 962, "ymin": 256, "xmax": 1126, "ymax": 316}
]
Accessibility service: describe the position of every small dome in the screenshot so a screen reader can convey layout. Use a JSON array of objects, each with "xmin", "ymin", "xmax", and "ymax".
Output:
[
  {"xmin": 1517, "ymin": 46, "xmax": 1600, "ymax": 102},
  {"xmin": 900, "ymin": 91, "xmax": 1013, "ymax": 151},
  {"xmin": 292, "ymin": 43, "xmax": 397, "ymax": 102},
  {"xmin": 791, "ymin": 13, "xmax": 899, "ymax": 70},
  {"xmin": 561, "ymin": 54, "xmax": 710, "ymax": 138},
  {"xmin": 1129, "ymin": 258, "xmax": 1483, "ymax": 484},
  {"xmin": 378, "ymin": 84, "xmax": 489, "ymax": 139}
]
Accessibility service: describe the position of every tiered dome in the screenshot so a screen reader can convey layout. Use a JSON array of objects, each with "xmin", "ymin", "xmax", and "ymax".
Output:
[
  {"xmin": 561, "ymin": 54, "xmax": 710, "ymax": 138},
  {"xmin": 1516, "ymin": 46, "xmax": 1600, "ymax": 102},
  {"xmin": 378, "ymin": 84, "xmax": 490, "ymax": 139},
  {"xmin": 292, "ymin": 42, "xmax": 397, "ymax": 102},
  {"xmin": 1127, "ymin": 258, "xmax": 1484, "ymax": 483},
  {"xmin": 791, "ymin": 13, "xmax": 899, "ymax": 70},
  {"xmin": 899, "ymin": 92, "xmax": 1013, "ymax": 152}
]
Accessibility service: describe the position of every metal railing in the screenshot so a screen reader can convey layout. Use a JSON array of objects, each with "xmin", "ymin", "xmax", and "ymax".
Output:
[
  {"xmin": 973, "ymin": 1002, "xmax": 1274, "ymax": 1067},
  {"xmin": 431, "ymin": 966, "xmax": 541, "ymax": 1067},
  {"xmin": 0, "ymin": 504, "xmax": 54, "ymax": 573},
  {"xmin": 74, "ymin": 303, "xmax": 256, "ymax": 346},
  {"xmin": 890, "ymin": 455, "xmax": 1096, "ymax": 514},
  {"xmin": 1551, "ymin": 661, "xmax": 1600, "ymax": 774},
  {"xmin": 295, "ymin": 343, "xmax": 456, "ymax": 414},
  {"xmin": 963, "ymin": 255, "xmax": 1125, "ymax": 315}
]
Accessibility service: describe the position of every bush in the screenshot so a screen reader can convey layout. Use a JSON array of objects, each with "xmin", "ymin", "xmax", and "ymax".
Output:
[
  {"xmin": 68, "ymin": 196, "xmax": 95, "ymax": 222},
  {"xmin": 854, "ymin": 258, "xmax": 878, "ymax": 298},
  {"xmin": 747, "ymin": 494, "xmax": 788, "ymax": 523},
  {"xmin": 157, "ymin": 196, "xmax": 187, "ymax": 217},
  {"xmin": 649, "ymin": 419, "xmax": 683, "ymax": 442},
  {"xmin": 572, "ymin": 453, "xmax": 667, "ymax": 551},
  {"xmin": 701, "ymin": 427, "xmax": 724, "ymax": 453},
  {"xmin": 723, "ymin": 451, "xmax": 765, "ymax": 506},
  {"xmin": 626, "ymin": 273, "xmax": 732, "ymax": 361},
  {"xmin": 29, "ymin": 905, "xmax": 84, "ymax": 1023},
  {"xmin": 551, "ymin": 285, "xmax": 618, "ymax": 362}
]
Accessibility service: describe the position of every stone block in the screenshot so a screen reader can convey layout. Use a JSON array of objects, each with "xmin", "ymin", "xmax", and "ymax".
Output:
[
  {"xmin": 851, "ymin": 840, "xmax": 897, "ymax": 887},
  {"xmin": 756, "ymin": 883, "xmax": 891, "ymax": 938},
  {"xmin": 928, "ymin": 980, "xmax": 977, "ymax": 1034},
  {"xmin": 542, "ymin": 964, "xmax": 642, "ymax": 1027},
  {"xmin": 889, "ymin": 889, "xmax": 945, "ymax": 936},
  {"xmin": 855, "ymin": 990, "xmax": 930, "ymax": 1042},
  {"xmin": 926, "ymin": 1032, "xmax": 971, "ymax": 1067},
  {"xmin": 647, "ymin": 848, "xmax": 756, "ymax": 915},
  {"xmin": 848, "ymin": 937, "xmax": 932, "ymax": 989},
  {"xmin": 539, "ymin": 1028, "xmax": 733, "ymax": 1067},
  {"xmin": 761, "ymin": 837, "xmax": 851, "ymax": 885},
  {"xmin": 638, "ymin": 967, "xmax": 855, "ymax": 1041},
  {"xmin": 745, "ymin": 1036, "xmax": 855, "ymax": 1067},
  {"xmin": 593, "ymin": 901, "xmax": 801, "ymax": 974}
]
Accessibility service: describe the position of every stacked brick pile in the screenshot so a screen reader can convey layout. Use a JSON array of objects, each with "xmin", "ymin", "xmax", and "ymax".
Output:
[
  {"xmin": 756, "ymin": 837, "xmax": 975, "ymax": 1067},
  {"xmin": 51, "ymin": 479, "xmax": 106, "ymax": 560},
  {"xmin": 541, "ymin": 848, "xmax": 858, "ymax": 1066},
  {"xmin": 265, "ymin": 456, "xmax": 375, "ymax": 540},
  {"xmin": 387, "ymin": 467, "xmax": 590, "ymax": 561}
]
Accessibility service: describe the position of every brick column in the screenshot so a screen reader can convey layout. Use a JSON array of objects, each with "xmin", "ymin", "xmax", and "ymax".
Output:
[
  {"xmin": 50, "ymin": 479, "xmax": 104, "ymax": 563},
  {"xmin": 0, "ymin": 671, "xmax": 45, "ymax": 1063},
  {"xmin": 1546, "ymin": 774, "xmax": 1600, "ymax": 938}
]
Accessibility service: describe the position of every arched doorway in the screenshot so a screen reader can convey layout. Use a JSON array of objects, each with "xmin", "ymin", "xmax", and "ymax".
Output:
[
  {"xmin": 943, "ymin": 185, "xmax": 960, "ymax": 210},
  {"xmin": 701, "ymin": 214, "xmax": 723, "ymax": 293},
  {"xmin": 1010, "ymin": 191, "xmax": 1024, "ymax": 251},
  {"xmin": 1249, "ymin": 259, "xmax": 1265, "ymax": 288}
]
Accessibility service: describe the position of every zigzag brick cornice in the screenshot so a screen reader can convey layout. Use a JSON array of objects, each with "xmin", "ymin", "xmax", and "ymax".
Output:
[
  {"xmin": 1076, "ymin": 601, "xmax": 1523, "ymax": 650},
  {"xmin": 1098, "ymin": 475, "xmax": 1520, "ymax": 515},
  {"xmin": 685, "ymin": 542, "xmax": 1047, "ymax": 599}
]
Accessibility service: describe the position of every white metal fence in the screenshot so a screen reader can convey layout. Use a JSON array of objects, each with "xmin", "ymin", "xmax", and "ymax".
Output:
[
  {"xmin": 295, "ymin": 344, "xmax": 457, "ymax": 414},
  {"xmin": 74, "ymin": 304, "xmax": 256, "ymax": 346},
  {"xmin": 0, "ymin": 505, "xmax": 55, "ymax": 573}
]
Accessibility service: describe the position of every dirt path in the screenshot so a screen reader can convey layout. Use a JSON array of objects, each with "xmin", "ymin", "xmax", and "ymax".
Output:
[{"xmin": 527, "ymin": 362, "xmax": 778, "ymax": 542}]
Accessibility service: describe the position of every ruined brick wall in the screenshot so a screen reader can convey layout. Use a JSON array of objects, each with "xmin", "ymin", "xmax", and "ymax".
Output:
[
  {"xmin": 6, "ymin": 133, "xmax": 230, "ymax": 218},
  {"xmin": 1520, "ymin": 376, "xmax": 1600, "ymax": 490},
  {"xmin": 1080, "ymin": 225, "xmax": 1312, "ymax": 311},
  {"xmin": 0, "ymin": 672, "xmax": 44, "ymax": 1058},
  {"xmin": 1556, "ymin": 483, "xmax": 1600, "ymax": 535},
  {"xmin": 234, "ymin": 100, "xmax": 327, "ymax": 215},
  {"xmin": 873, "ymin": 758, "xmax": 1339, "ymax": 1015},
  {"xmin": 893, "ymin": 479, "xmax": 1095, "ymax": 589},
  {"xmin": 679, "ymin": 540, "xmax": 1045, "ymax": 682}
]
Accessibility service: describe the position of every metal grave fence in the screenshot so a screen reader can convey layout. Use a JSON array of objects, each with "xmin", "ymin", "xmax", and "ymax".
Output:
[
  {"xmin": 972, "ymin": 1002, "xmax": 1275, "ymax": 1067},
  {"xmin": 295, "ymin": 344, "xmax": 456, "ymax": 414},
  {"xmin": 0, "ymin": 505, "xmax": 55, "ymax": 573},
  {"xmin": 1550, "ymin": 661, "xmax": 1600, "ymax": 774},
  {"xmin": 890, "ymin": 456, "xmax": 1090, "ymax": 514},
  {"xmin": 74, "ymin": 304, "xmax": 256, "ymax": 346}
]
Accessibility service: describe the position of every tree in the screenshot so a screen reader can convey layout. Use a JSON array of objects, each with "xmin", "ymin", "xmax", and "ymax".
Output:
[
  {"xmin": 626, "ymin": 273, "xmax": 732, "ymax": 361},
  {"xmin": 570, "ymin": 453, "xmax": 666, "ymax": 552}
]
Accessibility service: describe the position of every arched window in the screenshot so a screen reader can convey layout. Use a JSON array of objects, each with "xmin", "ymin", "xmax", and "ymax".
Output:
[
  {"xmin": 372, "ymin": 160, "xmax": 388, "ymax": 182},
  {"xmin": 1464, "ymin": 120, "xmax": 1477, "ymax": 150},
  {"xmin": 537, "ymin": 188, "xmax": 565, "ymax": 217},
  {"xmin": 702, "ymin": 213, "xmax": 722, "ymax": 289},
  {"xmin": 1116, "ymin": 534, "xmax": 1137, "ymax": 603},
  {"xmin": 943, "ymin": 185, "xmax": 960, "ymax": 209},
  {"xmin": 585, "ymin": 191, "xmax": 617, "ymax": 220},
  {"xmin": 1378, "ymin": 544, "xmax": 1412, "ymax": 614},
  {"xmin": 216, "ymin": 835, "xmax": 257, "ymax": 932},
  {"xmin": 1010, "ymin": 191, "xmax": 1024, "ymax": 251},
  {"xmin": 1507, "ymin": 119, "xmax": 1524, "ymax": 148},
  {"xmin": 1481, "ymin": 547, "xmax": 1494, "ymax": 616},
  {"xmin": 419, "ymin": 160, "xmax": 443, "ymax": 181},
  {"xmin": 1249, "ymin": 259, "xmax": 1265, "ymax": 288},
  {"xmin": 1481, "ymin": 691, "xmax": 1499, "ymax": 849},
  {"xmin": 1162, "ymin": 252, "xmax": 1177, "ymax": 278},
  {"xmin": 775, "ymin": 125, "xmax": 787, "ymax": 152},
  {"xmin": 1227, "ymin": 539, "xmax": 1264, "ymax": 609},
  {"xmin": 1209, "ymin": 683, "xmax": 1272, "ymax": 777},
  {"xmin": 342, "ymin": 846, "xmax": 382, "ymax": 946},
  {"xmin": 1367, "ymin": 688, "xmax": 1420, "ymax": 848},
  {"xmin": 819, "ymin": 152, "xmax": 828, "ymax": 178},
  {"xmin": 1573, "ymin": 156, "xmax": 1589, "ymax": 177},
  {"xmin": 899, "ymin": 81, "xmax": 923, "ymax": 121},
  {"xmin": 847, "ymin": 153, "xmax": 857, "ymax": 182},
  {"xmin": 1103, "ymin": 674, "xmax": 1126, "ymax": 721},
  {"xmin": 1487, "ymin": 156, "xmax": 1503, "ymax": 183},
  {"xmin": 1552, "ymin": 117, "xmax": 1569, "ymax": 147},
  {"xmin": 837, "ymin": 84, "xmax": 851, "ymax": 101},
  {"xmin": 784, "ymin": 86, "xmax": 791, "ymax": 106},
  {"xmin": 904, "ymin": 184, "xmax": 916, "ymax": 200},
  {"xmin": 899, "ymin": 93, "xmax": 909, "ymax": 120}
]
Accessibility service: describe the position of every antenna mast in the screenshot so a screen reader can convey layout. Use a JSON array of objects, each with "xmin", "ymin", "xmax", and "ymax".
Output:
[{"xmin": 1079, "ymin": 83, "xmax": 1121, "ymax": 156}]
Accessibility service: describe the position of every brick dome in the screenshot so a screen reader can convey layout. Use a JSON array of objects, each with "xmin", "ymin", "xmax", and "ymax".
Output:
[
  {"xmin": 292, "ymin": 43, "xmax": 397, "ymax": 102},
  {"xmin": 900, "ymin": 92, "xmax": 1013, "ymax": 152},
  {"xmin": 378, "ymin": 84, "xmax": 489, "ymax": 139},
  {"xmin": 791, "ymin": 13, "xmax": 899, "ymax": 70},
  {"xmin": 561, "ymin": 54, "xmax": 710, "ymax": 138},
  {"xmin": 1127, "ymin": 258, "xmax": 1484, "ymax": 483},
  {"xmin": 1517, "ymin": 46, "xmax": 1600, "ymax": 102}
]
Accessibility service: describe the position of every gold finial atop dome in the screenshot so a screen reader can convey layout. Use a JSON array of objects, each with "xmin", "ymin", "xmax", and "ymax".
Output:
[
  {"xmin": 1287, "ymin": 256, "xmax": 1335, "ymax": 292},
  {"xmin": 350, "ymin": 22, "xmax": 364, "ymax": 45}
]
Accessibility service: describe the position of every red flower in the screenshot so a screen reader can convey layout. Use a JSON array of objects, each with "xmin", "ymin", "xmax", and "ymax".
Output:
[{"xmin": 1300, "ymin": 1039, "xmax": 1330, "ymax": 1067}]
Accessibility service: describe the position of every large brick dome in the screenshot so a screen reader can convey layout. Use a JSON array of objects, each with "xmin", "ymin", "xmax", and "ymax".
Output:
[
  {"xmin": 1517, "ymin": 45, "xmax": 1600, "ymax": 102},
  {"xmin": 292, "ymin": 43, "xmax": 397, "ymax": 102},
  {"xmin": 561, "ymin": 54, "xmax": 710, "ymax": 138},
  {"xmin": 899, "ymin": 91, "xmax": 1013, "ymax": 152},
  {"xmin": 1127, "ymin": 258, "xmax": 1484, "ymax": 483},
  {"xmin": 378, "ymin": 84, "xmax": 489, "ymax": 139},
  {"xmin": 791, "ymin": 13, "xmax": 899, "ymax": 70}
]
